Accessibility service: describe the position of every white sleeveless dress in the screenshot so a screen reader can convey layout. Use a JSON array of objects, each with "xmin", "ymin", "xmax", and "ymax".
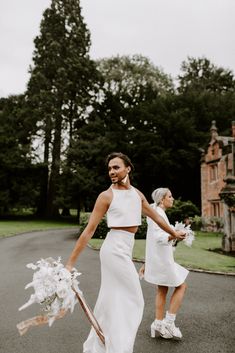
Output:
[
  {"xmin": 83, "ymin": 187, "xmax": 144, "ymax": 353},
  {"xmin": 144, "ymin": 205, "xmax": 189, "ymax": 287}
]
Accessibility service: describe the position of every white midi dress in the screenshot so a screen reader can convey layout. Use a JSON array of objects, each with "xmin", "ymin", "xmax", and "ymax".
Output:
[
  {"xmin": 83, "ymin": 230, "xmax": 144, "ymax": 353},
  {"xmin": 144, "ymin": 205, "xmax": 189, "ymax": 287}
]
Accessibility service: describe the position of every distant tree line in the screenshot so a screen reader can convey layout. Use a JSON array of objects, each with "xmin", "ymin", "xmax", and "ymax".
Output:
[{"xmin": 0, "ymin": 0, "xmax": 235, "ymax": 218}]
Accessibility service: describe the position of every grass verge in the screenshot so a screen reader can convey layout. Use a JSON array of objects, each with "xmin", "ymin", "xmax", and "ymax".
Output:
[
  {"xmin": 0, "ymin": 220, "xmax": 78, "ymax": 238},
  {"xmin": 1, "ymin": 222, "xmax": 234, "ymax": 274},
  {"xmin": 89, "ymin": 232, "xmax": 235, "ymax": 274}
]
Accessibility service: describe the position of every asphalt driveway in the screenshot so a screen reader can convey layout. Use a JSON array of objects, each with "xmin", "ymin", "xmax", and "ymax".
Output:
[{"xmin": 0, "ymin": 229, "xmax": 234, "ymax": 353}]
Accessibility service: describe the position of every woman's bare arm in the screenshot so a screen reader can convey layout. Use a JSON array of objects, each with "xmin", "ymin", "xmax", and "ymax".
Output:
[{"xmin": 66, "ymin": 191, "xmax": 110, "ymax": 270}]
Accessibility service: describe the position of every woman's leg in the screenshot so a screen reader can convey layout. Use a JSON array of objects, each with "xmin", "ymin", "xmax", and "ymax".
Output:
[
  {"xmin": 168, "ymin": 282, "xmax": 187, "ymax": 314},
  {"xmin": 163, "ymin": 282, "xmax": 187, "ymax": 339},
  {"xmin": 155, "ymin": 285, "xmax": 168, "ymax": 320},
  {"xmin": 151, "ymin": 286, "xmax": 172, "ymax": 339}
]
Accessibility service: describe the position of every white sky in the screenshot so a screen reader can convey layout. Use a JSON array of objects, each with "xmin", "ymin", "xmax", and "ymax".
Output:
[{"xmin": 0, "ymin": 0, "xmax": 234, "ymax": 97}]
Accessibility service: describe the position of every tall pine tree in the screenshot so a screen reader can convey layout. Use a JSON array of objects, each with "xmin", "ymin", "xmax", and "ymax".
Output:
[{"xmin": 27, "ymin": 0, "xmax": 98, "ymax": 217}]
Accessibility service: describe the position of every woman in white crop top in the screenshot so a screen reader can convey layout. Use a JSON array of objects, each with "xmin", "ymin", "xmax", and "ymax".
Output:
[{"xmin": 66, "ymin": 152, "xmax": 185, "ymax": 353}]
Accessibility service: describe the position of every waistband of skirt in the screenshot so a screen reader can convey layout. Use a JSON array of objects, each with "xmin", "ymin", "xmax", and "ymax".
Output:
[{"xmin": 108, "ymin": 229, "xmax": 135, "ymax": 237}]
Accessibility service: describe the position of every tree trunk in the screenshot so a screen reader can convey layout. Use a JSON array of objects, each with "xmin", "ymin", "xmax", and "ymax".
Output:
[
  {"xmin": 46, "ymin": 113, "xmax": 62, "ymax": 218},
  {"xmin": 36, "ymin": 164, "xmax": 49, "ymax": 217},
  {"xmin": 36, "ymin": 116, "xmax": 51, "ymax": 217},
  {"xmin": 77, "ymin": 197, "xmax": 81, "ymax": 224},
  {"xmin": 61, "ymin": 207, "xmax": 71, "ymax": 217}
]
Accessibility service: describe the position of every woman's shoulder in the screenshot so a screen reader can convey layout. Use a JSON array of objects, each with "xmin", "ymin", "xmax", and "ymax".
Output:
[
  {"xmin": 156, "ymin": 206, "xmax": 168, "ymax": 219},
  {"xmin": 156, "ymin": 206, "xmax": 165, "ymax": 214},
  {"xmin": 133, "ymin": 187, "xmax": 146, "ymax": 201},
  {"xmin": 149, "ymin": 203, "xmax": 164, "ymax": 213},
  {"xmin": 97, "ymin": 188, "xmax": 113, "ymax": 204}
]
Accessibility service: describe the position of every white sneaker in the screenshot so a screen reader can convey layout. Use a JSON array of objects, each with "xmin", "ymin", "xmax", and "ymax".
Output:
[
  {"xmin": 150, "ymin": 320, "xmax": 173, "ymax": 339},
  {"xmin": 163, "ymin": 320, "xmax": 183, "ymax": 339}
]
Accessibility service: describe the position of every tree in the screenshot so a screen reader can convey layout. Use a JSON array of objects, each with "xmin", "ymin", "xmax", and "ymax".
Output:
[
  {"xmin": 173, "ymin": 57, "xmax": 235, "ymax": 207},
  {"xmin": 27, "ymin": 0, "xmax": 99, "ymax": 217},
  {"xmin": 65, "ymin": 55, "xmax": 174, "ymax": 210},
  {"xmin": 0, "ymin": 96, "xmax": 39, "ymax": 215},
  {"xmin": 177, "ymin": 57, "xmax": 235, "ymax": 136},
  {"xmin": 97, "ymin": 54, "xmax": 174, "ymax": 105},
  {"xmin": 178, "ymin": 56, "xmax": 235, "ymax": 94}
]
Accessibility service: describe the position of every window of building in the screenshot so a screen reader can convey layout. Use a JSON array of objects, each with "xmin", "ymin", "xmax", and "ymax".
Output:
[
  {"xmin": 210, "ymin": 164, "xmax": 218, "ymax": 181},
  {"xmin": 211, "ymin": 202, "xmax": 220, "ymax": 217}
]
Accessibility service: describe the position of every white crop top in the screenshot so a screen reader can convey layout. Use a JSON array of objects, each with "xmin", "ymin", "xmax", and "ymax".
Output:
[{"xmin": 106, "ymin": 186, "xmax": 142, "ymax": 227}]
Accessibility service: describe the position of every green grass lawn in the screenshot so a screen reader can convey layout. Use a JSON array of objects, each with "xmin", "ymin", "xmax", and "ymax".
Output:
[
  {"xmin": 0, "ymin": 220, "xmax": 78, "ymax": 238},
  {"xmin": 1, "ymin": 221, "xmax": 234, "ymax": 273},
  {"xmin": 89, "ymin": 232, "xmax": 235, "ymax": 274}
]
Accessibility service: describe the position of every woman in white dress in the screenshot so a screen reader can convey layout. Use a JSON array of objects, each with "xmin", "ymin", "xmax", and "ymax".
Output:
[
  {"xmin": 66, "ymin": 154, "xmax": 185, "ymax": 353},
  {"xmin": 140, "ymin": 188, "xmax": 188, "ymax": 340}
]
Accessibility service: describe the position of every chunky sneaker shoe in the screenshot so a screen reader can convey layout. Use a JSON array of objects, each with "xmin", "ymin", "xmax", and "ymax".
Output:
[
  {"xmin": 150, "ymin": 320, "xmax": 173, "ymax": 339},
  {"xmin": 163, "ymin": 320, "xmax": 183, "ymax": 339}
]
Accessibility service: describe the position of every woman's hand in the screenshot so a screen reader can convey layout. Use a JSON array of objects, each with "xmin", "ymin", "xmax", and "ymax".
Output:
[
  {"xmin": 139, "ymin": 264, "xmax": 145, "ymax": 279},
  {"xmin": 175, "ymin": 230, "xmax": 186, "ymax": 241},
  {"xmin": 168, "ymin": 230, "xmax": 186, "ymax": 242}
]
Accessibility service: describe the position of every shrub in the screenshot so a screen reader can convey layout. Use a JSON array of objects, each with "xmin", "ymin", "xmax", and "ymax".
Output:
[
  {"xmin": 201, "ymin": 216, "xmax": 224, "ymax": 232},
  {"xmin": 79, "ymin": 213, "xmax": 148, "ymax": 239},
  {"xmin": 135, "ymin": 217, "xmax": 148, "ymax": 239},
  {"xmin": 79, "ymin": 213, "xmax": 108, "ymax": 239},
  {"xmin": 190, "ymin": 215, "xmax": 203, "ymax": 231},
  {"xmin": 166, "ymin": 199, "xmax": 200, "ymax": 224}
]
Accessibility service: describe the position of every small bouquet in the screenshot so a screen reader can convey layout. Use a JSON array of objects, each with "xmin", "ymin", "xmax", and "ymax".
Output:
[
  {"xmin": 174, "ymin": 221, "xmax": 195, "ymax": 247},
  {"xmin": 17, "ymin": 257, "xmax": 82, "ymax": 334}
]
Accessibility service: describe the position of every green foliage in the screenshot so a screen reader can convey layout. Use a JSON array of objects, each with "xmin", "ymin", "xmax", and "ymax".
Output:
[
  {"xmin": 0, "ymin": 96, "xmax": 40, "ymax": 215},
  {"xmin": 89, "ymin": 231, "xmax": 235, "ymax": 273},
  {"xmin": 2, "ymin": 48, "xmax": 235, "ymax": 217},
  {"xmin": 79, "ymin": 214, "xmax": 108, "ymax": 239},
  {"xmin": 27, "ymin": 0, "xmax": 100, "ymax": 217},
  {"xmin": 177, "ymin": 56, "xmax": 235, "ymax": 138},
  {"xmin": 68, "ymin": 55, "xmax": 204, "ymax": 207},
  {"xmin": 200, "ymin": 216, "xmax": 224, "ymax": 232},
  {"xmin": 0, "ymin": 220, "xmax": 78, "ymax": 238},
  {"xmin": 66, "ymin": 54, "xmax": 175, "ymax": 210},
  {"xmin": 135, "ymin": 217, "xmax": 148, "ymax": 239},
  {"xmin": 79, "ymin": 214, "xmax": 148, "ymax": 239},
  {"xmin": 97, "ymin": 54, "xmax": 174, "ymax": 104},
  {"xmin": 220, "ymin": 193, "xmax": 235, "ymax": 207},
  {"xmin": 190, "ymin": 215, "xmax": 203, "ymax": 230},
  {"xmin": 166, "ymin": 199, "xmax": 200, "ymax": 224},
  {"xmin": 178, "ymin": 56, "xmax": 235, "ymax": 94}
]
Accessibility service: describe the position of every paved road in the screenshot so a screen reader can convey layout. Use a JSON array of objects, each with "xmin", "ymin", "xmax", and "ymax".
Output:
[{"xmin": 0, "ymin": 229, "xmax": 234, "ymax": 353}]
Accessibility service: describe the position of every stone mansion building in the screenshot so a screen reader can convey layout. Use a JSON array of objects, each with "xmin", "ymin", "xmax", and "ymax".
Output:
[{"xmin": 200, "ymin": 121, "xmax": 235, "ymax": 218}]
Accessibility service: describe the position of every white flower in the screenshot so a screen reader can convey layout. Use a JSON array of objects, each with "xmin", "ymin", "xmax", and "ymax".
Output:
[
  {"xmin": 174, "ymin": 221, "xmax": 195, "ymax": 247},
  {"xmin": 19, "ymin": 257, "xmax": 82, "ymax": 327}
]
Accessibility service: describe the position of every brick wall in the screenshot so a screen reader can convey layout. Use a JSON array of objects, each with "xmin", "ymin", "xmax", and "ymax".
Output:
[{"xmin": 201, "ymin": 122, "xmax": 234, "ymax": 218}]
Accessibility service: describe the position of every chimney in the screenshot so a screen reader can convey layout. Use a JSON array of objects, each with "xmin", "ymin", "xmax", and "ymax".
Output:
[{"xmin": 232, "ymin": 121, "xmax": 235, "ymax": 138}]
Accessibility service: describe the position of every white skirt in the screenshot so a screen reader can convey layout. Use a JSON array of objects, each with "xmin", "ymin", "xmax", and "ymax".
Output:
[
  {"xmin": 83, "ymin": 229, "xmax": 144, "ymax": 353},
  {"xmin": 144, "ymin": 237, "xmax": 189, "ymax": 287}
]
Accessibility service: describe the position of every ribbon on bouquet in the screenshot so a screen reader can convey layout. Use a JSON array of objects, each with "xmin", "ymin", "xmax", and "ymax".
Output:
[
  {"xmin": 17, "ymin": 288, "xmax": 105, "ymax": 346},
  {"xmin": 72, "ymin": 288, "xmax": 105, "ymax": 345},
  {"xmin": 17, "ymin": 309, "xmax": 67, "ymax": 336}
]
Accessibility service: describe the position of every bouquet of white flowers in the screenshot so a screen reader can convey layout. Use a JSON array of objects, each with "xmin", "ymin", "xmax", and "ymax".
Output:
[
  {"xmin": 174, "ymin": 221, "xmax": 195, "ymax": 247},
  {"xmin": 17, "ymin": 257, "xmax": 105, "ymax": 345},
  {"xmin": 17, "ymin": 257, "xmax": 81, "ymax": 333}
]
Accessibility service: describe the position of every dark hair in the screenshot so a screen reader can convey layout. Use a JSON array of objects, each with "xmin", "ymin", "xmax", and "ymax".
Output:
[{"xmin": 105, "ymin": 152, "xmax": 134, "ymax": 171}]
